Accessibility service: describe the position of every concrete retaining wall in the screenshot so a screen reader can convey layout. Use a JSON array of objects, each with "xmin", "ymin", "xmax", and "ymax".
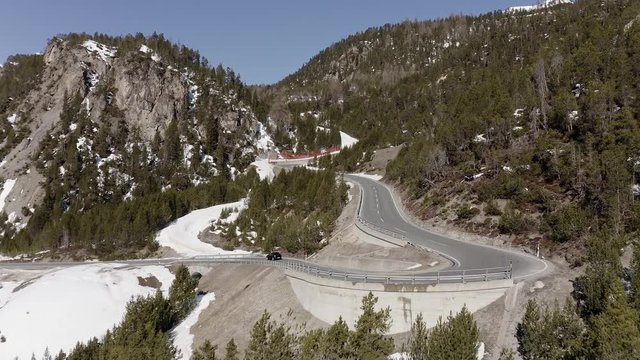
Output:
[{"xmin": 286, "ymin": 270, "xmax": 512, "ymax": 334}]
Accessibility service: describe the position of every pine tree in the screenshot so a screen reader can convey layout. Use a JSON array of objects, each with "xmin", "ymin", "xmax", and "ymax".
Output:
[
  {"xmin": 350, "ymin": 292, "xmax": 394, "ymax": 360},
  {"xmin": 590, "ymin": 280, "xmax": 640, "ymax": 359},
  {"xmin": 516, "ymin": 299, "xmax": 541, "ymax": 359},
  {"xmin": 408, "ymin": 313, "xmax": 429, "ymax": 359},
  {"xmin": 245, "ymin": 311, "xmax": 271, "ymax": 360},
  {"xmin": 630, "ymin": 244, "xmax": 640, "ymax": 314},
  {"xmin": 193, "ymin": 340, "xmax": 218, "ymax": 360},
  {"xmin": 299, "ymin": 329, "xmax": 324, "ymax": 360},
  {"xmin": 168, "ymin": 265, "xmax": 198, "ymax": 321},
  {"xmin": 264, "ymin": 323, "xmax": 296, "ymax": 360},
  {"xmin": 498, "ymin": 348, "xmax": 515, "ymax": 360},
  {"xmin": 164, "ymin": 118, "xmax": 181, "ymax": 166},
  {"xmin": 223, "ymin": 338, "xmax": 240, "ymax": 360},
  {"xmin": 426, "ymin": 317, "xmax": 450, "ymax": 360},
  {"xmin": 321, "ymin": 317, "xmax": 352, "ymax": 359},
  {"xmin": 447, "ymin": 306, "xmax": 479, "ymax": 360}
]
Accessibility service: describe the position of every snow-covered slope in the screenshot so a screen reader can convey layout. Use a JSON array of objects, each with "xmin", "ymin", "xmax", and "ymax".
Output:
[
  {"xmin": 0, "ymin": 264, "xmax": 173, "ymax": 359},
  {"xmin": 173, "ymin": 292, "xmax": 216, "ymax": 359},
  {"xmin": 156, "ymin": 200, "xmax": 249, "ymax": 257},
  {"xmin": 0, "ymin": 179, "xmax": 16, "ymax": 211}
]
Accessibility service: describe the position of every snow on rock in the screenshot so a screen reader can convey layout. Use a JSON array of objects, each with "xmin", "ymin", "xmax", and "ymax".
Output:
[
  {"xmin": 0, "ymin": 264, "xmax": 173, "ymax": 360},
  {"xmin": 473, "ymin": 134, "xmax": 488, "ymax": 144},
  {"xmin": 156, "ymin": 200, "xmax": 249, "ymax": 257},
  {"xmin": 173, "ymin": 292, "xmax": 216, "ymax": 360},
  {"xmin": 139, "ymin": 44, "xmax": 161, "ymax": 62},
  {"xmin": 340, "ymin": 131, "xmax": 358, "ymax": 149},
  {"xmin": 139, "ymin": 44, "xmax": 152, "ymax": 54},
  {"xmin": 0, "ymin": 179, "xmax": 16, "ymax": 211},
  {"xmin": 508, "ymin": 0, "xmax": 572, "ymax": 12},
  {"xmin": 345, "ymin": 181, "xmax": 354, "ymax": 203},
  {"xmin": 568, "ymin": 110, "xmax": 579, "ymax": 122},
  {"xmin": 255, "ymin": 122, "xmax": 277, "ymax": 153},
  {"xmin": 6, "ymin": 113, "xmax": 17, "ymax": 124},
  {"xmin": 188, "ymin": 84, "xmax": 200, "ymax": 105},
  {"xmin": 514, "ymin": 108, "xmax": 524, "ymax": 118},
  {"xmin": 250, "ymin": 159, "xmax": 275, "ymax": 181},
  {"xmin": 82, "ymin": 40, "xmax": 116, "ymax": 62}
]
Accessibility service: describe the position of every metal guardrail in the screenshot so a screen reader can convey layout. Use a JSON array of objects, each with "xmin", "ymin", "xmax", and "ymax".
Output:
[
  {"xmin": 356, "ymin": 217, "xmax": 405, "ymax": 242},
  {"xmin": 185, "ymin": 254, "xmax": 512, "ymax": 285}
]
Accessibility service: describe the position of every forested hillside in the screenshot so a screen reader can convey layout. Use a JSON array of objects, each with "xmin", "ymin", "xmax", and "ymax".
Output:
[
  {"xmin": 263, "ymin": 0, "xmax": 640, "ymax": 257},
  {"xmin": 0, "ymin": 33, "xmax": 274, "ymax": 257}
]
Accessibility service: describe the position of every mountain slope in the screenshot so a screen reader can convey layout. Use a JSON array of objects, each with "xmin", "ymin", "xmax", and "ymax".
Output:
[
  {"xmin": 263, "ymin": 0, "xmax": 640, "ymax": 257},
  {"xmin": 0, "ymin": 33, "xmax": 273, "ymax": 256}
]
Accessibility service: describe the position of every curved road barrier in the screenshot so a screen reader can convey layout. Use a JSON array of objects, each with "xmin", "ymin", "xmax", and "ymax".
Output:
[
  {"xmin": 0, "ymin": 174, "xmax": 546, "ymax": 285},
  {"xmin": 345, "ymin": 174, "xmax": 548, "ymax": 280}
]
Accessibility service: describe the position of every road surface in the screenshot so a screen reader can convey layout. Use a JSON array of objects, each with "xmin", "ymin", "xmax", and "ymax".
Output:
[
  {"xmin": 345, "ymin": 174, "xmax": 547, "ymax": 279},
  {"xmin": 0, "ymin": 175, "xmax": 546, "ymax": 283}
]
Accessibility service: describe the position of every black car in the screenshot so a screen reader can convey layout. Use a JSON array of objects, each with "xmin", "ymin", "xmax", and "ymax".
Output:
[{"xmin": 266, "ymin": 251, "xmax": 282, "ymax": 261}]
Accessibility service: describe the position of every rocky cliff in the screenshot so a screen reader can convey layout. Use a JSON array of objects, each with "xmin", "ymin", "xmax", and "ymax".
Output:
[{"xmin": 0, "ymin": 34, "xmax": 274, "ymax": 251}]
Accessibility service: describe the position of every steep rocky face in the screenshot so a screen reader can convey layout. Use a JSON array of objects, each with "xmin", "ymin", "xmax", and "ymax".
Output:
[{"xmin": 0, "ymin": 35, "xmax": 271, "ymax": 241}]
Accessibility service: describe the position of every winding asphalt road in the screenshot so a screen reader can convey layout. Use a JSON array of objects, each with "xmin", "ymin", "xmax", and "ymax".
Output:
[
  {"xmin": 345, "ymin": 174, "xmax": 548, "ymax": 279},
  {"xmin": 0, "ymin": 174, "xmax": 547, "ymax": 282}
]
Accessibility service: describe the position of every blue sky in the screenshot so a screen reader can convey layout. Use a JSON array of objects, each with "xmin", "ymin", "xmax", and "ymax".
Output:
[{"xmin": 1, "ymin": 0, "xmax": 533, "ymax": 84}]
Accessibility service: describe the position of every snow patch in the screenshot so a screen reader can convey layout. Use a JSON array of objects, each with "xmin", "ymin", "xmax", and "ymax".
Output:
[
  {"xmin": 139, "ymin": 44, "xmax": 152, "ymax": 54},
  {"xmin": 82, "ymin": 40, "xmax": 116, "ymax": 62},
  {"xmin": 6, "ymin": 113, "xmax": 17, "ymax": 124},
  {"xmin": 340, "ymin": 131, "xmax": 359, "ymax": 149},
  {"xmin": 156, "ymin": 200, "xmax": 249, "ymax": 257},
  {"xmin": 0, "ymin": 179, "xmax": 16, "ymax": 211},
  {"xmin": 477, "ymin": 342, "xmax": 486, "ymax": 360},
  {"xmin": 250, "ymin": 159, "xmax": 275, "ymax": 181},
  {"xmin": 473, "ymin": 134, "xmax": 488, "ymax": 143},
  {"xmin": 508, "ymin": 0, "xmax": 572, "ymax": 12},
  {"xmin": 0, "ymin": 264, "xmax": 173, "ymax": 360},
  {"xmin": 388, "ymin": 353, "xmax": 410, "ymax": 360},
  {"xmin": 172, "ymin": 292, "xmax": 216, "ymax": 360},
  {"xmin": 255, "ymin": 122, "xmax": 277, "ymax": 154}
]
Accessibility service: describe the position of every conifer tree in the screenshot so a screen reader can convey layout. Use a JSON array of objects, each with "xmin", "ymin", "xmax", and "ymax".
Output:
[
  {"xmin": 350, "ymin": 292, "xmax": 394, "ymax": 360},
  {"xmin": 193, "ymin": 340, "xmax": 218, "ymax": 360},
  {"xmin": 516, "ymin": 299, "xmax": 541, "ymax": 359},
  {"xmin": 630, "ymin": 244, "xmax": 640, "ymax": 314},
  {"xmin": 321, "ymin": 317, "xmax": 351, "ymax": 359},
  {"xmin": 299, "ymin": 329, "xmax": 324, "ymax": 360},
  {"xmin": 408, "ymin": 313, "xmax": 429, "ymax": 359},
  {"xmin": 223, "ymin": 338, "xmax": 240, "ymax": 360},
  {"xmin": 446, "ymin": 306, "xmax": 479, "ymax": 360},
  {"xmin": 498, "ymin": 348, "xmax": 515, "ymax": 360},
  {"xmin": 169, "ymin": 265, "xmax": 198, "ymax": 321},
  {"xmin": 245, "ymin": 311, "xmax": 271, "ymax": 360},
  {"xmin": 590, "ymin": 280, "xmax": 640, "ymax": 359}
]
